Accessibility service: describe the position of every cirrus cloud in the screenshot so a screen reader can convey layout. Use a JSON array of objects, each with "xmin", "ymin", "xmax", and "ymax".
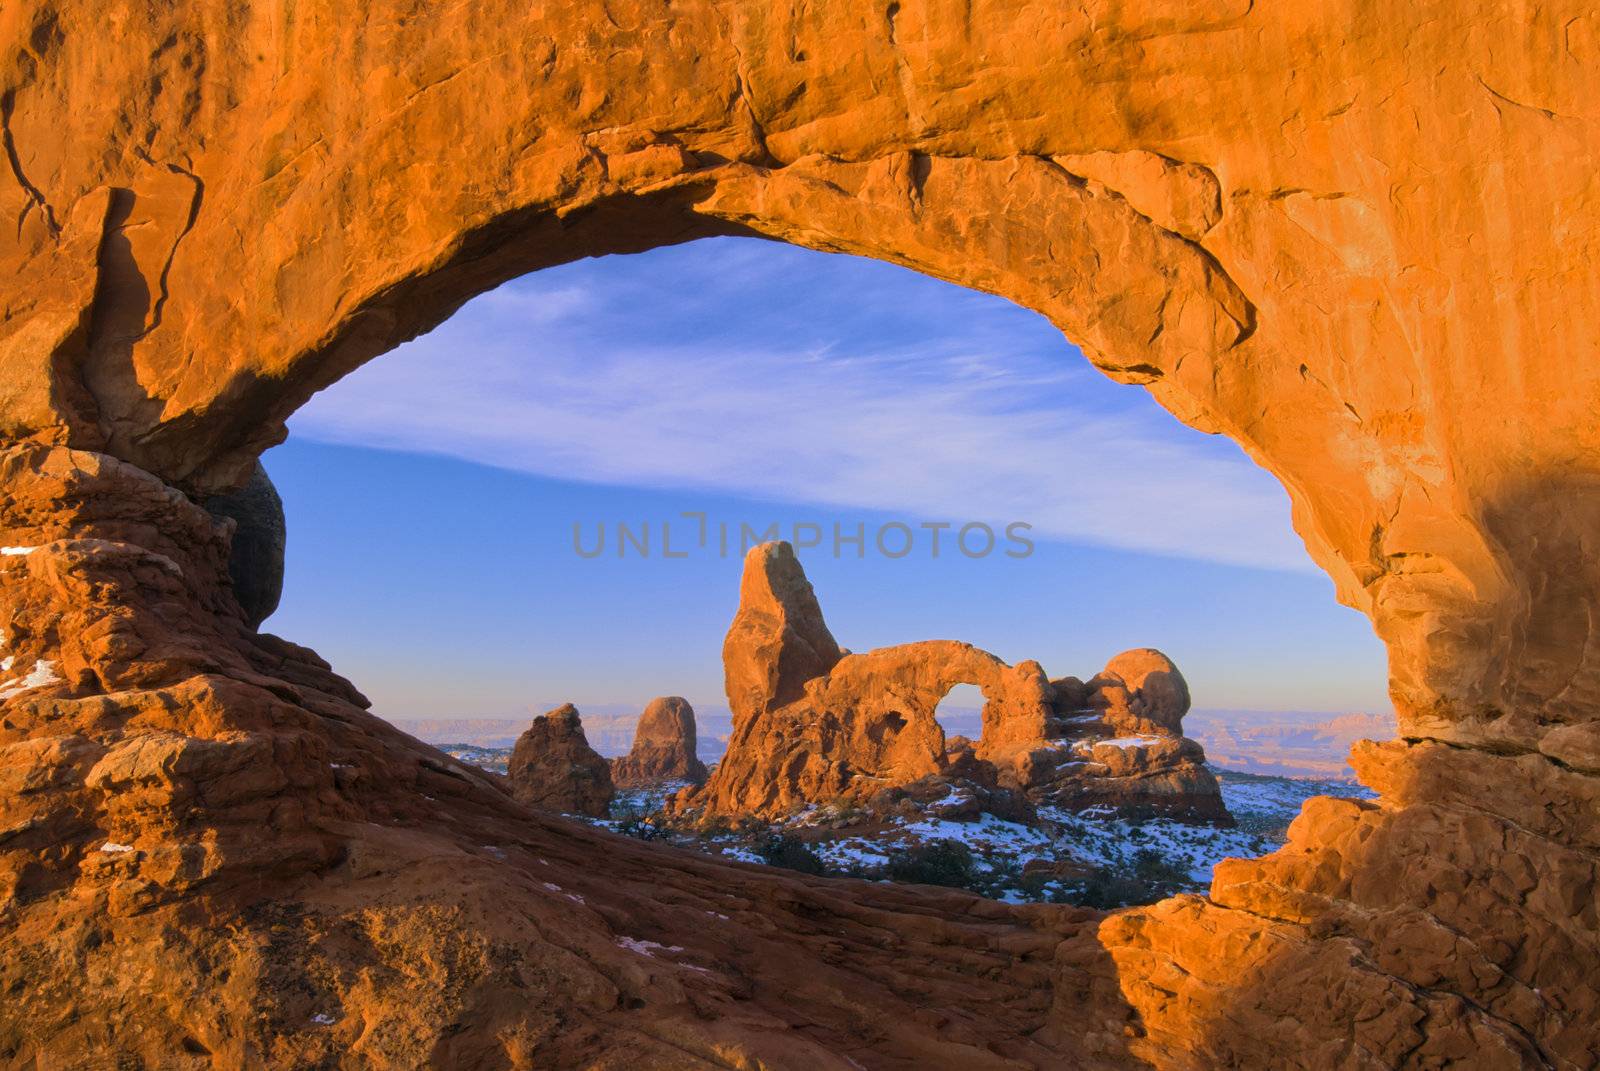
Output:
[{"xmin": 290, "ymin": 237, "xmax": 1313, "ymax": 573}]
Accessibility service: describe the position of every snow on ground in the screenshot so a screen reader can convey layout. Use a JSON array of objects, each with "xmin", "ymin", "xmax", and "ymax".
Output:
[
  {"xmin": 442, "ymin": 742, "xmax": 1378, "ymax": 906},
  {"xmin": 1076, "ymin": 736, "xmax": 1167, "ymax": 750},
  {"xmin": 1037, "ymin": 805, "xmax": 1274, "ymax": 884},
  {"xmin": 895, "ymin": 812, "xmax": 1056, "ymax": 872},
  {"xmin": 612, "ymin": 781, "xmax": 692, "ymax": 815},
  {"xmin": 0, "ymin": 659, "xmax": 59, "ymax": 699},
  {"xmin": 1217, "ymin": 768, "xmax": 1376, "ymax": 839},
  {"xmin": 811, "ymin": 838, "xmax": 892, "ymax": 870},
  {"xmin": 712, "ymin": 844, "xmax": 764, "ymax": 865},
  {"xmin": 437, "ymin": 744, "xmax": 511, "ymax": 775}
]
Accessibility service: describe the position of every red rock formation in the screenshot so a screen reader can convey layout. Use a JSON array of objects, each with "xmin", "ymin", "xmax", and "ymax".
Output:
[
  {"xmin": 610, "ymin": 696, "xmax": 708, "ymax": 788},
  {"xmin": 1038, "ymin": 738, "xmax": 1228, "ymax": 824},
  {"xmin": 691, "ymin": 542, "xmax": 1222, "ymax": 822},
  {"xmin": 2, "ymin": 3, "xmax": 1598, "ymax": 1064},
  {"xmin": 507, "ymin": 704, "xmax": 615, "ymax": 817},
  {"xmin": 723, "ymin": 541, "xmax": 842, "ymax": 723},
  {"xmin": 0, "ymin": 443, "xmax": 1134, "ymax": 1068},
  {"xmin": 700, "ymin": 634, "xmax": 1058, "ymax": 816},
  {"xmin": 1040, "ymin": 651, "xmax": 1227, "ymax": 822},
  {"xmin": 1089, "ymin": 649, "xmax": 1193, "ymax": 739}
]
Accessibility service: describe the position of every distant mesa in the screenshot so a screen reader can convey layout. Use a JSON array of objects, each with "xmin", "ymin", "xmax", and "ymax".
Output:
[
  {"xmin": 610, "ymin": 696, "xmax": 709, "ymax": 788},
  {"xmin": 507, "ymin": 704, "xmax": 615, "ymax": 817},
  {"xmin": 1184, "ymin": 709, "xmax": 1399, "ymax": 780},
  {"xmin": 679, "ymin": 541, "xmax": 1228, "ymax": 824}
]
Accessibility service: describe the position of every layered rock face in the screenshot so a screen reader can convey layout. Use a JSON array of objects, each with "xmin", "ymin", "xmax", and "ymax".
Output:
[
  {"xmin": 1042, "ymin": 650, "xmax": 1226, "ymax": 821},
  {"xmin": 2, "ymin": 2, "xmax": 1599, "ymax": 1066},
  {"xmin": 692, "ymin": 543, "xmax": 1225, "ymax": 822},
  {"xmin": 0, "ymin": 443, "xmax": 1133, "ymax": 1068},
  {"xmin": 610, "ymin": 696, "xmax": 708, "ymax": 788},
  {"xmin": 507, "ymin": 704, "xmax": 616, "ymax": 817}
]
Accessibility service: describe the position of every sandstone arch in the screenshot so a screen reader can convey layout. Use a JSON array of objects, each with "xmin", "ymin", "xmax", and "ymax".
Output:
[
  {"xmin": 696, "ymin": 543, "xmax": 1227, "ymax": 825},
  {"xmin": 700, "ymin": 633, "xmax": 1058, "ymax": 817},
  {"xmin": 2, "ymin": 2, "xmax": 1598, "ymax": 1067}
]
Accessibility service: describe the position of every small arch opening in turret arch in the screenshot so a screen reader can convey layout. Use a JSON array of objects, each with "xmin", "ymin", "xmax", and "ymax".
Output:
[{"xmin": 932, "ymin": 682, "xmax": 985, "ymax": 749}]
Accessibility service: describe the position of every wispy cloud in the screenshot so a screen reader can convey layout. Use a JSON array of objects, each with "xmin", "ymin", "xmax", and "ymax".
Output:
[{"xmin": 290, "ymin": 238, "xmax": 1313, "ymax": 572}]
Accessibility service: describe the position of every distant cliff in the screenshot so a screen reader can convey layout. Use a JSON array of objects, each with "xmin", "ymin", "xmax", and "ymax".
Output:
[{"xmin": 1185, "ymin": 710, "xmax": 1397, "ymax": 779}]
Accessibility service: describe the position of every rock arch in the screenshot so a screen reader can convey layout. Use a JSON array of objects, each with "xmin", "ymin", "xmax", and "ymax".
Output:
[
  {"xmin": 1, "ymin": 2, "xmax": 1597, "ymax": 1066},
  {"xmin": 695, "ymin": 542, "xmax": 1227, "ymax": 824}
]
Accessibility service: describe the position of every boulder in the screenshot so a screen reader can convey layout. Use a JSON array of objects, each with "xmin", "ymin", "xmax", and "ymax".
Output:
[
  {"xmin": 1085, "ymin": 648, "xmax": 1190, "ymax": 738},
  {"xmin": 1040, "ymin": 737, "xmax": 1230, "ymax": 824},
  {"xmin": 202, "ymin": 462, "xmax": 286, "ymax": 629},
  {"xmin": 507, "ymin": 704, "xmax": 614, "ymax": 817},
  {"xmin": 610, "ymin": 696, "xmax": 709, "ymax": 788}
]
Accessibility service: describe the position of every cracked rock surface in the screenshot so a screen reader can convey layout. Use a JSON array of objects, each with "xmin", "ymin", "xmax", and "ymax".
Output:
[{"xmin": 2, "ymin": 2, "xmax": 1598, "ymax": 1067}]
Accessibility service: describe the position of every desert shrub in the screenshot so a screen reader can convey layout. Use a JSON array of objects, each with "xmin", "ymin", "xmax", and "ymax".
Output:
[
  {"xmin": 886, "ymin": 839, "xmax": 975, "ymax": 888},
  {"xmin": 820, "ymin": 799, "xmax": 871, "ymax": 827},
  {"xmin": 1068, "ymin": 868, "xmax": 1161, "ymax": 909},
  {"xmin": 695, "ymin": 814, "xmax": 735, "ymax": 837},
  {"xmin": 755, "ymin": 833, "xmax": 826, "ymax": 875},
  {"xmin": 1131, "ymin": 847, "xmax": 1190, "ymax": 886},
  {"xmin": 615, "ymin": 816, "xmax": 670, "ymax": 842},
  {"xmin": 1015, "ymin": 869, "xmax": 1055, "ymax": 900},
  {"xmin": 1066, "ymin": 849, "xmax": 1191, "ymax": 909}
]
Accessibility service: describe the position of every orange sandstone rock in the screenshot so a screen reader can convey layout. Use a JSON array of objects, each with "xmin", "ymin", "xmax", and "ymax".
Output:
[
  {"xmin": 722, "ymin": 541, "xmax": 842, "ymax": 724},
  {"xmin": 2, "ymin": 3, "xmax": 1598, "ymax": 1065},
  {"xmin": 507, "ymin": 704, "xmax": 615, "ymax": 817},
  {"xmin": 610, "ymin": 696, "xmax": 708, "ymax": 788},
  {"xmin": 1087, "ymin": 648, "xmax": 1192, "ymax": 738},
  {"xmin": 691, "ymin": 542, "xmax": 1223, "ymax": 822}
]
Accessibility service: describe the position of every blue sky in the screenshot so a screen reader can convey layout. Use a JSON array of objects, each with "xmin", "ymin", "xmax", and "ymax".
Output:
[{"xmin": 265, "ymin": 236, "xmax": 1390, "ymax": 720}]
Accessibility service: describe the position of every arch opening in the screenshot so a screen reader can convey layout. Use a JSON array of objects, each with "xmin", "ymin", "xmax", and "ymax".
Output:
[
  {"xmin": 261, "ymin": 234, "xmax": 1388, "ymax": 911},
  {"xmin": 932, "ymin": 682, "xmax": 984, "ymax": 748},
  {"xmin": 2, "ymin": 9, "xmax": 1593, "ymax": 1066}
]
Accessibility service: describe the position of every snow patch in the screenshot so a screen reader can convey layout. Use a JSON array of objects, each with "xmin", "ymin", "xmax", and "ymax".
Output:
[
  {"xmin": 1, "ymin": 546, "xmax": 37, "ymax": 556},
  {"xmin": 0, "ymin": 660, "xmax": 60, "ymax": 699},
  {"xmin": 616, "ymin": 936, "xmax": 683, "ymax": 958},
  {"xmin": 716, "ymin": 845, "xmax": 764, "ymax": 865},
  {"xmin": 1078, "ymin": 735, "xmax": 1166, "ymax": 750},
  {"xmin": 100, "ymin": 842, "xmax": 135, "ymax": 854},
  {"xmin": 813, "ymin": 838, "xmax": 892, "ymax": 869}
]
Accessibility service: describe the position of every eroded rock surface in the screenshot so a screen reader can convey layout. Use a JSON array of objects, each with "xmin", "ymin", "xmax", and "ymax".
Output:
[
  {"xmin": 2, "ymin": 2, "xmax": 1598, "ymax": 1065},
  {"xmin": 0, "ymin": 444, "xmax": 1132, "ymax": 1069},
  {"xmin": 690, "ymin": 543, "xmax": 1225, "ymax": 823},
  {"xmin": 610, "ymin": 696, "xmax": 708, "ymax": 788},
  {"xmin": 723, "ymin": 541, "xmax": 843, "ymax": 723},
  {"xmin": 507, "ymin": 704, "xmax": 615, "ymax": 817},
  {"xmin": 1041, "ymin": 650, "xmax": 1227, "ymax": 822}
]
